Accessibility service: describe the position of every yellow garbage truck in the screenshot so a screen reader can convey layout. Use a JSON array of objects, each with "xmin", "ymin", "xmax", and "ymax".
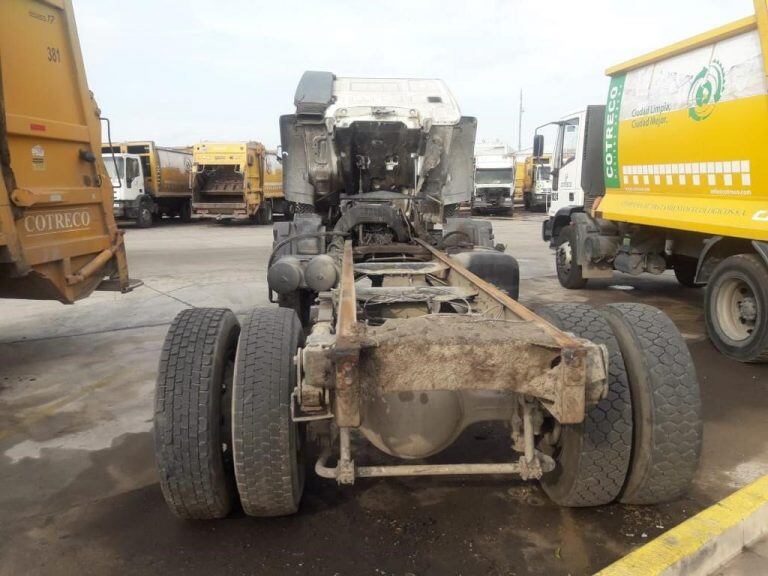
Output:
[
  {"xmin": 541, "ymin": 0, "xmax": 768, "ymax": 362},
  {"xmin": 0, "ymin": 0, "xmax": 133, "ymax": 303},
  {"xmin": 191, "ymin": 141, "xmax": 290, "ymax": 223},
  {"xmin": 101, "ymin": 141, "xmax": 193, "ymax": 227}
]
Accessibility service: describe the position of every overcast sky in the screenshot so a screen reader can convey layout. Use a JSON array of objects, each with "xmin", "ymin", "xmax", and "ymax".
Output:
[{"xmin": 74, "ymin": 0, "xmax": 753, "ymax": 151}]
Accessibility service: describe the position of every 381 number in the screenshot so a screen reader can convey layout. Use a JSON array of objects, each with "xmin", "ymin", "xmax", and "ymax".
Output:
[{"xmin": 47, "ymin": 47, "xmax": 61, "ymax": 63}]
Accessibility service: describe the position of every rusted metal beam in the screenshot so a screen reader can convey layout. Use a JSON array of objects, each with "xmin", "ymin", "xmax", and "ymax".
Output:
[{"xmin": 332, "ymin": 240, "xmax": 361, "ymax": 427}]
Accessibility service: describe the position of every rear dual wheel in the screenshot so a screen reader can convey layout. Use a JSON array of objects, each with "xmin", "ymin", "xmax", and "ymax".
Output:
[
  {"xmin": 154, "ymin": 307, "xmax": 305, "ymax": 519},
  {"xmin": 232, "ymin": 307, "xmax": 305, "ymax": 516},
  {"xmin": 536, "ymin": 304, "xmax": 632, "ymax": 507},
  {"xmin": 154, "ymin": 308, "xmax": 240, "ymax": 519},
  {"xmin": 537, "ymin": 302, "xmax": 702, "ymax": 506}
]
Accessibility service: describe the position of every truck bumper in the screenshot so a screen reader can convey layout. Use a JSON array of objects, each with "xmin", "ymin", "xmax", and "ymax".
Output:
[
  {"xmin": 193, "ymin": 202, "xmax": 250, "ymax": 220},
  {"xmin": 472, "ymin": 197, "xmax": 513, "ymax": 213},
  {"xmin": 113, "ymin": 199, "xmax": 140, "ymax": 220}
]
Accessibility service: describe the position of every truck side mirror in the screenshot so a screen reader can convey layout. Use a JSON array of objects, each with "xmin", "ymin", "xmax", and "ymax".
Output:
[
  {"xmin": 533, "ymin": 134, "xmax": 544, "ymax": 158},
  {"xmin": 276, "ymin": 145, "xmax": 284, "ymax": 163}
]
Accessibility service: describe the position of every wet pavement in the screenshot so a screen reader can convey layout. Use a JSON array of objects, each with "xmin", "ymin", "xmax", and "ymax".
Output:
[{"xmin": 1, "ymin": 214, "xmax": 766, "ymax": 576}]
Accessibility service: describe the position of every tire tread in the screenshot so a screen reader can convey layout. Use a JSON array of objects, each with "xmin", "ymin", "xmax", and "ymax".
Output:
[
  {"xmin": 154, "ymin": 308, "xmax": 239, "ymax": 519},
  {"xmin": 537, "ymin": 304, "xmax": 633, "ymax": 506},
  {"xmin": 233, "ymin": 307, "xmax": 303, "ymax": 516},
  {"xmin": 602, "ymin": 303, "xmax": 702, "ymax": 504}
]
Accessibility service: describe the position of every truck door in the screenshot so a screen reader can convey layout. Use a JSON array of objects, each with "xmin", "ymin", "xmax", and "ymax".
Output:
[
  {"xmin": 124, "ymin": 156, "xmax": 143, "ymax": 200},
  {"xmin": 552, "ymin": 118, "xmax": 581, "ymax": 210}
]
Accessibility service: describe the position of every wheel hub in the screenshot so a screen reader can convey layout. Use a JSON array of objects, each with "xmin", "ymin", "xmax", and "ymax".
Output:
[
  {"xmin": 716, "ymin": 277, "xmax": 759, "ymax": 342},
  {"xmin": 557, "ymin": 243, "xmax": 573, "ymax": 275}
]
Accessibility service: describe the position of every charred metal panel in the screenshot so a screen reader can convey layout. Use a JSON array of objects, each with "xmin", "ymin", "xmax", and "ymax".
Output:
[
  {"xmin": 333, "ymin": 122, "xmax": 420, "ymax": 195},
  {"xmin": 279, "ymin": 114, "xmax": 316, "ymax": 205},
  {"xmin": 422, "ymin": 116, "xmax": 477, "ymax": 206}
]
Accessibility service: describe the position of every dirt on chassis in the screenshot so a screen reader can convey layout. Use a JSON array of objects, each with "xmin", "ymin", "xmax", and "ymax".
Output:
[{"xmin": 152, "ymin": 73, "xmax": 702, "ymax": 519}]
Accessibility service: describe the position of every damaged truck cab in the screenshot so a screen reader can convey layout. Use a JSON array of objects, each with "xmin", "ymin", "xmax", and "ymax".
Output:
[{"xmin": 153, "ymin": 72, "xmax": 702, "ymax": 520}]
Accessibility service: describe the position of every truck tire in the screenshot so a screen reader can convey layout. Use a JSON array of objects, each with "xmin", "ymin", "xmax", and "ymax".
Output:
[
  {"xmin": 232, "ymin": 307, "xmax": 305, "ymax": 516},
  {"xmin": 673, "ymin": 258, "xmax": 701, "ymax": 288},
  {"xmin": 524, "ymin": 192, "xmax": 531, "ymax": 210},
  {"xmin": 154, "ymin": 308, "xmax": 241, "ymax": 519},
  {"xmin": 556, "ymin": 226, "xmax": 587, "ymax": 289},
  {"xmin": 601, "ymin": 303, "xmax": 702, "ymax": 504},
  {"xmin": 179, "ymin": 199, "xmax": 192, "ymax": 223},
  {"xmin": 136, "ymin": 204, "xmax": 153, "ymax": 228},
  {"xmin": 536, "ymin": 304, "xmax": 632, "ymax": 507},
  {"xmin": 261, "ymin": 201, "xmax": 273, "ymax": 225},
  {"xmin": 705, "ymin": 254, "xmax": 768, "ymax": 362},
  {"xmin": 454, "ymin": 250, "xmax": 519, "ymax": 300}
]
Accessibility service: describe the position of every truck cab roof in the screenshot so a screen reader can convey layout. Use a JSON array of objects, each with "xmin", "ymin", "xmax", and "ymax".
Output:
[{"xmin": 294, "ymin": 71, "xmax": 462, "ymax": 129}]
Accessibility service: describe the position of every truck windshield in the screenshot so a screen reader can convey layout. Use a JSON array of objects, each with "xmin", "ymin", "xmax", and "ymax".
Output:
[
  {"xmin": 475, "ymin": 168, "xmax": 513, "ymax": 184},
  {"xmin": 104, "ymin": 156, "xmax": 125, "ymax": 181},
  {"xmin": 536, "ymin": 166, "xmax": 552, "ymax": 181}
]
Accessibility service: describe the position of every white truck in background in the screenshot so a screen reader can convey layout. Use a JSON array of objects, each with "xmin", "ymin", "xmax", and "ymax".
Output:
[
  {"xmin": 537, "ymin": 107, "xmax": 603, "ymax": 244},
  {"xmin": 102, "ymin": 141, "xmax": 193, "ymax": 228},
  {"xmin": 472, "ymin": 140, "xmax": 515, "ymax": 215}
]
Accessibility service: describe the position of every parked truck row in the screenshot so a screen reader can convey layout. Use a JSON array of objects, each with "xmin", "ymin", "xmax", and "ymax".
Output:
[{"xmin": 102, "ymin": 140, "xmax": 291, "ymax": 227}]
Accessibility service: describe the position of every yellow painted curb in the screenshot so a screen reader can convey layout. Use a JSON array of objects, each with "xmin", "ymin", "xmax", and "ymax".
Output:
[{"xmin": 595, "ymin": 475, "xmax": 768, "ymax": 576}]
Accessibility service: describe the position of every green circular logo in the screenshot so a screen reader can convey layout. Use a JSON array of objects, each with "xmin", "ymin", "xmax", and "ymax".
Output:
[{"xmin": 688, "ymin": 60, "xmax": 725, "ymax": 121}]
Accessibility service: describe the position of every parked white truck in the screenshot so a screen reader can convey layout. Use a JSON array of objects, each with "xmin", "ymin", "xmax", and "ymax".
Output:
[
  {"xmin": 102, "ymin": 141, "xmax": 193, "ymax": 227},
  {"xmin": 538, "ymin": 107, "xmax": 604, "ymax": 243},
  {"xmin": 473, "ymin": 140, "xmax": 515, "ymax": 215}
]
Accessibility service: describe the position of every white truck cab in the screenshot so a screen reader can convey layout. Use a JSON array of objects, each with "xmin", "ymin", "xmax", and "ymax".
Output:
[
  {"xmin": 537, "ymin": 106, "xmax": 605, "ymax": 245},
  {"xmin": 104, "ymin": 153, "xmax": 144, "ymax": 206}
]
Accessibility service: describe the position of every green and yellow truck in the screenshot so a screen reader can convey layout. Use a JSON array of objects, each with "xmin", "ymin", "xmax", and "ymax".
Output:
[{"xmin": 542, "ymin": 0, "xmax": 768, "ymax": 362}]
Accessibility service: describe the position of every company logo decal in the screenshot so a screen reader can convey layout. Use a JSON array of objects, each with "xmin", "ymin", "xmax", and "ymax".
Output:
[
  {"xmin": 604, "ymin": 74, "xmax": 626, "ymax": 188},
  {"xmin": 23, "ymin": 209, "xmax": 92, "ymax": 236},
  {"xmin": 688, "ymin": 60, "xmax": 725, "ymax": 121}
]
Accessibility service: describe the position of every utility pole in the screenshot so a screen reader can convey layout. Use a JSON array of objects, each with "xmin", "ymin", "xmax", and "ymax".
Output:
[{"xmin": 518, "ymin": 89, "xmax": 524, "ymax": 151}]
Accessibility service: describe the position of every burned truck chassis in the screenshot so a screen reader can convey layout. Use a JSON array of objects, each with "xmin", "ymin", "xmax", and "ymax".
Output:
[
  {"xmin": 292, "ymin": 238, "xmax": 608, "ymax": 485},
  {"xmin": 153, "ymin": 72, "xmax": 702, "ymax": 520}
]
